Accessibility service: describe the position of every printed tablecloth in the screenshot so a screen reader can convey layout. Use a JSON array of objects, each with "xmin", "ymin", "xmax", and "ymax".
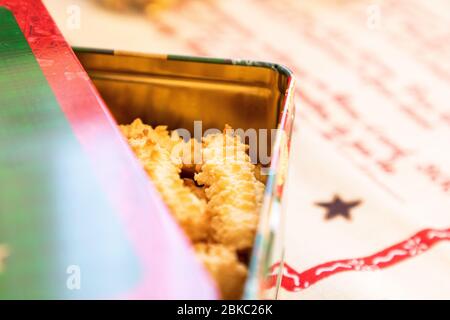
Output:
[{"xmin": 44, "ymin": 0, "xmax": 450, "ymax": 299}]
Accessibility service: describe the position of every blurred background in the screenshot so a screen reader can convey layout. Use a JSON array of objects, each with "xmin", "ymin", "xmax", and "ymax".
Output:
[{"xmin": 42, "ymin": 0, "xmax": 450, "ymax": 299}]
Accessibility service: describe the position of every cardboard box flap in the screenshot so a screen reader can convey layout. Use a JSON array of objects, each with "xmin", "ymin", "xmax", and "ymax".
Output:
[{"xmin": 0, "ymin": 0, "xmax": 216, "ymax": 299}]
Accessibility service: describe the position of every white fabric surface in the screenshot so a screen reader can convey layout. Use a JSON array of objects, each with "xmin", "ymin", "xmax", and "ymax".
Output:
[{"xmin": 44, "ymin": 0, "xmax": 450, "ymax": 299}]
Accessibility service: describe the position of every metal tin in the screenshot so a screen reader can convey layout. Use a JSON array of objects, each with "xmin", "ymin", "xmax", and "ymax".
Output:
[{"xmin": 75, "ymin": 48, "xmax": 296, "ymax": 299}]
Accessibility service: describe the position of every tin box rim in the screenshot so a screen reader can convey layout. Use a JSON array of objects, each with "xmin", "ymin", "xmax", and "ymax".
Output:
[{"xmin": 73, "ymin": 46, "xmax": 295, "ymax": 79}]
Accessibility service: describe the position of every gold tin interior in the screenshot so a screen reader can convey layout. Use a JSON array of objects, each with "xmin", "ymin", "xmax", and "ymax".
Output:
[
  {"xmin": 75, "ymin": 50, "xmax": 288, "ymax": 134},
  {"xmin": 75, "ymin": 48, "xmax": 293, "ymax": 299}
]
